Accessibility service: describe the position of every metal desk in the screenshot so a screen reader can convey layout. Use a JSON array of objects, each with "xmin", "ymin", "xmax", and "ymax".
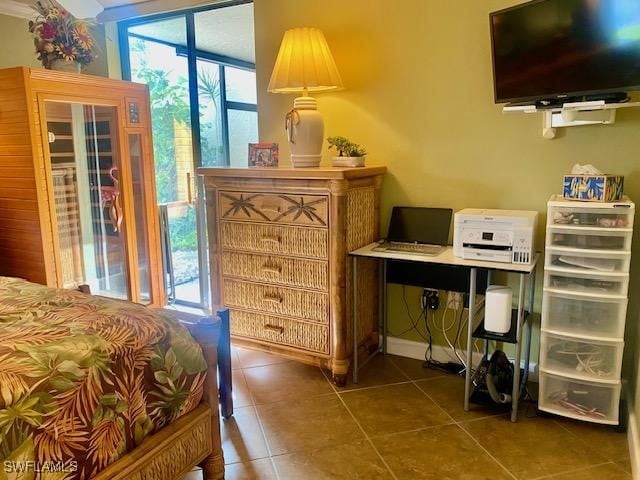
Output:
[{"xmin": 350, "ymin": 244, "xmax": 538, "ymax": 422}]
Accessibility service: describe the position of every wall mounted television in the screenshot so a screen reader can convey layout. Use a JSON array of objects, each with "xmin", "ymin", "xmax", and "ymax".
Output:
[{"xmin": 490, "ymin": 0, "xmax": 640, "ymax": 104}]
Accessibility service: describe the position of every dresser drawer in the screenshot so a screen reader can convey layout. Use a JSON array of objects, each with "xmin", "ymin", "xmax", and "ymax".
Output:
[
  {"xmin": 230, "ymin": 309, "xmax": 329, "ymax": 354},
  {"xmin": 222, "ymin": 251, "xmax": 328, "ymax": 291},
  {"xmin": 220, "ymin": 221, "xmax": 328, "ymax": 259},
  {"xmin": 219, "ymin": 191, "xmax": 328, "ymax": 227},
  {"xmin": 223, "ymin": 279, "xmax": 328, "ymax": 323}
]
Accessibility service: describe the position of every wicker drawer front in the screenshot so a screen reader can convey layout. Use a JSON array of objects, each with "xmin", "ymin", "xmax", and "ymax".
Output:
[
  {"xmin": 219, "ymin": 191, "xmax": 328, "ymax": 227},
  {"xmin": 221, "ymin": 221, "xmax": 328, "ymax": 259},
  {"xmin": 222, "ymin": 251, "xmax": 328, "ymax": 291},
  {"xmin": 224, "ymin": 279, "xmax": 328, "ymax": 323},
  {"xmin": 230, "ymin": 309, "xmax": 329, "ymax": 354}
]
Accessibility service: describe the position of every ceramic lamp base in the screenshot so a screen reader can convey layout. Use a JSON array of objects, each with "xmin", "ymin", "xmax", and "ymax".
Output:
[{"xmin": 287, "ymin": 96, "xmax": 324, "ymax": 168}]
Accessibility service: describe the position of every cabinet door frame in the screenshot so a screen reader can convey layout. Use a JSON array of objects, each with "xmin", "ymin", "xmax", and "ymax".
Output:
[
  {"xmin": 123, "ymin": 119, "xmax": 165, "ymax": 306},
  {"xmin": 36, "ymin": 92, "xmax": 142, "ymax": 303}
]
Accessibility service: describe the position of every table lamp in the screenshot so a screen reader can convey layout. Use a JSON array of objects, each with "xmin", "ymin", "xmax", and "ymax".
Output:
[{"xmin": 268, "ymin": 27, "xmax": 343, "ymax": 167}]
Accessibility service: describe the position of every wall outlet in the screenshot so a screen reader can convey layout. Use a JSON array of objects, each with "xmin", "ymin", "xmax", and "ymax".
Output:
[
  {"xmin": 422, "ymin": 289, "xmax": 439, "ymax": 310},
  {"xmin": 446, "ymin": 292, "xmax": 463, "ymax": 310}
]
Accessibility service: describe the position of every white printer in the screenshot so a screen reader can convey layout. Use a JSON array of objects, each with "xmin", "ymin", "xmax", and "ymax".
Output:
[{"xmin": 453, "ymin": 209, "xmax": 538, "ymax": 264}]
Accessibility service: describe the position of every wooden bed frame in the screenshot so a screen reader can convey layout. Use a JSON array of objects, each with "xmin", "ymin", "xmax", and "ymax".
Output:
[{"xmin": 92, "ymin": 307, "xmax": 231, "ymax": 480}]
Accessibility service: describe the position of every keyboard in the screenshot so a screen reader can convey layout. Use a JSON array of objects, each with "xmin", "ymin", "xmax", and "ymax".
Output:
[{"xmin": 376, "ymin": 242, "xmax": 445, "ymax": 255}]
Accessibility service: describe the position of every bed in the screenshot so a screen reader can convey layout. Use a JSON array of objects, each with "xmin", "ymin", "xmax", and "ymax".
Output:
[{"xmin": 0, "ymin": 277, "xmax": 226, "ymax": 480}]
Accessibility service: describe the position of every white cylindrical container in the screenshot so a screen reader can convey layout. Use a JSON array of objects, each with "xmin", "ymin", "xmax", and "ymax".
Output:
[
  {"xmin": 485, "ymin": 285, "xmax": 513, "ymax": 334},
  {"xmin": 287, "ymin": 96, "xmax": 324, "ymax": 167}
]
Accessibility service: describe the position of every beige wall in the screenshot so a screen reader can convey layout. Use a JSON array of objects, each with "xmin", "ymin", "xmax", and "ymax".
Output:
[
  {"xmin": 0, "ymin": 13, "xmax": 108, "ymax": 76},
  {"xmin": 253, "ymin": 0, "xmax": 640, "ymax": 410},
  {"xmin": 0, "ymin": 13, "xmax": 40, "ymax": 69}
]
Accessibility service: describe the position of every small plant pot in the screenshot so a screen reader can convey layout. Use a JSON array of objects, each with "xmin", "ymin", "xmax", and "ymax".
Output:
[{"xmin": 332, "ymin": 156, "xmax": 365, "ymax": 167}]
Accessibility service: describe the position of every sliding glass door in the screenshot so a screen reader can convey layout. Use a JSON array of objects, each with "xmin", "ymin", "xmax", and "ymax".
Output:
[{"xmin": 119, "ymin": 1, "xmax": 257, "ymax": 309}]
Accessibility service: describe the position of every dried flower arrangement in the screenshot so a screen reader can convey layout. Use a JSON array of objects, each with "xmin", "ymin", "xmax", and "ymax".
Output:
[{"xmin": 28, "ymin": 0, "xmax": 97, "ymax": 69}]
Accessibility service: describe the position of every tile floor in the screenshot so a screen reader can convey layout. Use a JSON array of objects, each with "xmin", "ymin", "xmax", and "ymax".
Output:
[{"xmin": 189, "ymin": 346, "xmax": 632, "ymax": 480}]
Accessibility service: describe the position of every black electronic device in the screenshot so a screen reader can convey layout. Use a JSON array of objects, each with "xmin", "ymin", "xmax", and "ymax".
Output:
[
  {"xmin": 374, "ymin": 207, "xmax": 453, "ymax": 256},
  {"xmin": 386, "ymin": 206, "xmax": 452, "ymax": 246},
  {"xmin": 491, "ymin": 0, "xmax": 640, "ymax": 104}
]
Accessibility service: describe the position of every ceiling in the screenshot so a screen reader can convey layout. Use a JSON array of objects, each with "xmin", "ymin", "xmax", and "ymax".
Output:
[
  {"xmin": 11, "ymin": 0, "xmax": 147, "ymax": 12},
  {"xmin": 12, "ymin": 0, "xmax": 211, "ymax": 13},
  {"xmin": 129, "ymin": 2, "xmax": 255, "ymax": 63},
  {"xmin": 97, "ymin": 0, "xmax": 148, "ymax": 6},
  {"xmin": 13, "ymin": 0, "xmax": 148, "ymax": 6}
]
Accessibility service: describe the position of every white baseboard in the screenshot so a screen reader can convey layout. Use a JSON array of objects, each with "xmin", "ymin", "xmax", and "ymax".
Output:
[{"xmin": 385, "ymin": 335, "xmax": 538, "ymax": 380}]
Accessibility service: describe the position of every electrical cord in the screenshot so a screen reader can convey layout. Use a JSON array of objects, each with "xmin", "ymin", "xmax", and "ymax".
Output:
[
  {"xmin": 424, "ymin": 308, "xmax": 433, "ymax": 363},
  {"xmin": 551, "ymin": 342, "xmax": 609, "ymax": 377},
  {"xmin": 392, "ymin": 289, "xmax": 483, "ymax": 377},
  {"xmin": 440, "ymin": 302, "xmax": 466, "ymax": 366},
  {"xmin": 390, "ymin": 285, "xmax": 430, "ymax": 341}
]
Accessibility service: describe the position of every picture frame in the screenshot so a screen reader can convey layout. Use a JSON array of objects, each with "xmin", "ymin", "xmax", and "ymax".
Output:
[{"xmin": 248, "ymin": 143, "xmax": 279, "ymax": 167}]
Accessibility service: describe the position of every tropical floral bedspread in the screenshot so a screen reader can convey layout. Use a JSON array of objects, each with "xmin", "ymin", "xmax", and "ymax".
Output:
[{"xmin": 0, "ymin": 277, "xmax": 207, "ymax": 479}]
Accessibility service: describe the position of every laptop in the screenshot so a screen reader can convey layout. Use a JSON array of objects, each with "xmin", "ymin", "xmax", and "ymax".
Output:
[{"xmin": 374, "ymin": 207, "xmax": 453, "ymax": 256}]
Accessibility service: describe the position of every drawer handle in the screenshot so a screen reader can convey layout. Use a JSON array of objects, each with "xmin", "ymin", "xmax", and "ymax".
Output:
[
  {"xmin": 260, "ymin": 235, "xmax": 281, "ymax": 244},
  {"xmin": 264, "ymin": 324, "xmax": 284, "ymax": 334},
  {"xmin": 261, "ymin": 264, "xmax": 281, "ymax": 275},
  {"xmin": 263, "ymin": 294, "xmax": 283, "ymax": 304}
]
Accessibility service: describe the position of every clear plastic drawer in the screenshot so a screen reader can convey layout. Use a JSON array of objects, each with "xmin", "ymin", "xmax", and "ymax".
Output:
[
  {"xmin": 542, "ymin": 291, "xmax": 627, "ymax": 340},
  {"xmin": 538, "ymin": 371, "xmax": 620, "ymax": 424},
  {"xmin": 540, "ymin": 332, "xmax": 623, "ymax": 382},
  {"xmin": 545, "ymin": 247, "xmax": 631, "ymax": 273},
  {"xmin": 547, "ymin": 226, "xmax": 632, "ymax": 252},
  {"xmin": 544, "ymin": 269, "xmax": 629, "ymax": 296},
  {"xmin": 548, "ymin": 206, "xmax": 633, "ymax": 229}
]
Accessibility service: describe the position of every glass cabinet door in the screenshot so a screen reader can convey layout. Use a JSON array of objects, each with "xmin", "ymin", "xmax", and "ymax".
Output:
[{"xmin": 45, "ymin": 102, "xmax": 129, "ymax": 299}]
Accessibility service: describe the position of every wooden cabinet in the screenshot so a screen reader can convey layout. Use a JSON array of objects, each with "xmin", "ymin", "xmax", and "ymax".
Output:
[
  {"xmin": 199, "ymin": 166, "xmax": 386, "ymax": 384},
  {"xmin": 0, "ymin": 67, "xmax": 164, "ymax": 306}
]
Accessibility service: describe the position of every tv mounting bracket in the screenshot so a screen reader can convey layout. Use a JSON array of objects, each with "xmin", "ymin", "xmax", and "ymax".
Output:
[{"xmin": 503, "ymin": 99, "xmax": 640, "ymax": 139}]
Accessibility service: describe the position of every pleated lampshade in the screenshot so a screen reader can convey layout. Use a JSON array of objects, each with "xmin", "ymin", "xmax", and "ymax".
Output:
[{"xmin": 268, "ymin": 27, "xmax": 344, "ymax": 94}]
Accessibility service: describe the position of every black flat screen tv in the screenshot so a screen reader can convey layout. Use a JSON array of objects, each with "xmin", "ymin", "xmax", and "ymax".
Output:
[{"xmin": 490, "ymin": 0, "xmax": 640, "ymax": 103}]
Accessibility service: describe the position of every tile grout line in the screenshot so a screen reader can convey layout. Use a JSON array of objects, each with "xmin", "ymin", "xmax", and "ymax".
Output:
[
  {"xmin": 550, "ymin": 417, "xmax": 628, "ymax": 460},
  {"xmin": 529, "ymin": 461, "xmax": 624, "ymax": 480},
  {"xmin": 320, "ymin": 367, "xmax": 400, "ymax": 480},
  {"xmin": 409, "ymin": 367, "xmax": 519, "ymax": 480},
  {"xmin": 238, "ymin": 365, "xmax": 281, "ymax": 480},
  {"xmin": 336, "ymin": 379, "xmax": 415, "ymax": 394},
  {"xmin": 455, "ymin": 424, "xmax": 519, "ymax": 480},
  {"xmin": 550, "ymin": 417, "xmax": 632, "ymax": 468},
  {"xmin": 365, "ymin": 421, "xmax": 457, "ymax": 440}
]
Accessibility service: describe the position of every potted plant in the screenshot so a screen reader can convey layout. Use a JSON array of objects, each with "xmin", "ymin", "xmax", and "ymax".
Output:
[
  {"xmin": 29, "ymin": 1, "xmax": 97, "ymax": 73},
  {"xmin": 327, "ymin": 136, "xmax": 367, "ymax": 167}
]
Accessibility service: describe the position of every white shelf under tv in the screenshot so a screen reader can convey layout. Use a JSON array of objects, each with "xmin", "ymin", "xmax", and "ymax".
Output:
[{"xmin": 503, "ymin": 99, "xmax": 640, "ymax": 139}]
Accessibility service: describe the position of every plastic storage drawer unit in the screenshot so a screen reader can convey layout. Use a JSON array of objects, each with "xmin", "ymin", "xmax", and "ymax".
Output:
[
  {"xmin": 539, "ymin": 331, "xmax": 624, "ymax": 382},
  {"xmin": 542, "ymin": 291, "xmax": 627, "ymax": 340},
  {"xmin": 540, "ymin": 195, "xmax": 633, "ymax": 425},
  {"xmin": 544, "ymin": 268, "xmax": 629, "ymax": 296},
  {"xmin": 548, "ymin": 205, "xmax": 633, "ymax": 229},
  {"xmin": 545, "ymin": 247, "xmax": 631, "ymax": 274},
  {"xmin": 547, "ymin": 226, "xmax": 632, "ymax": 251},
  {"xmin": 538, "ymin": 371, "xmax": 621, "ymax": 425}
]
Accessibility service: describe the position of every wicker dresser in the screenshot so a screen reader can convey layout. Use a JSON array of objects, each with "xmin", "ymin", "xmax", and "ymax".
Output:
[{"xmin": 199, "ymin": 166, "xmax": 386, "ymax": 385}]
